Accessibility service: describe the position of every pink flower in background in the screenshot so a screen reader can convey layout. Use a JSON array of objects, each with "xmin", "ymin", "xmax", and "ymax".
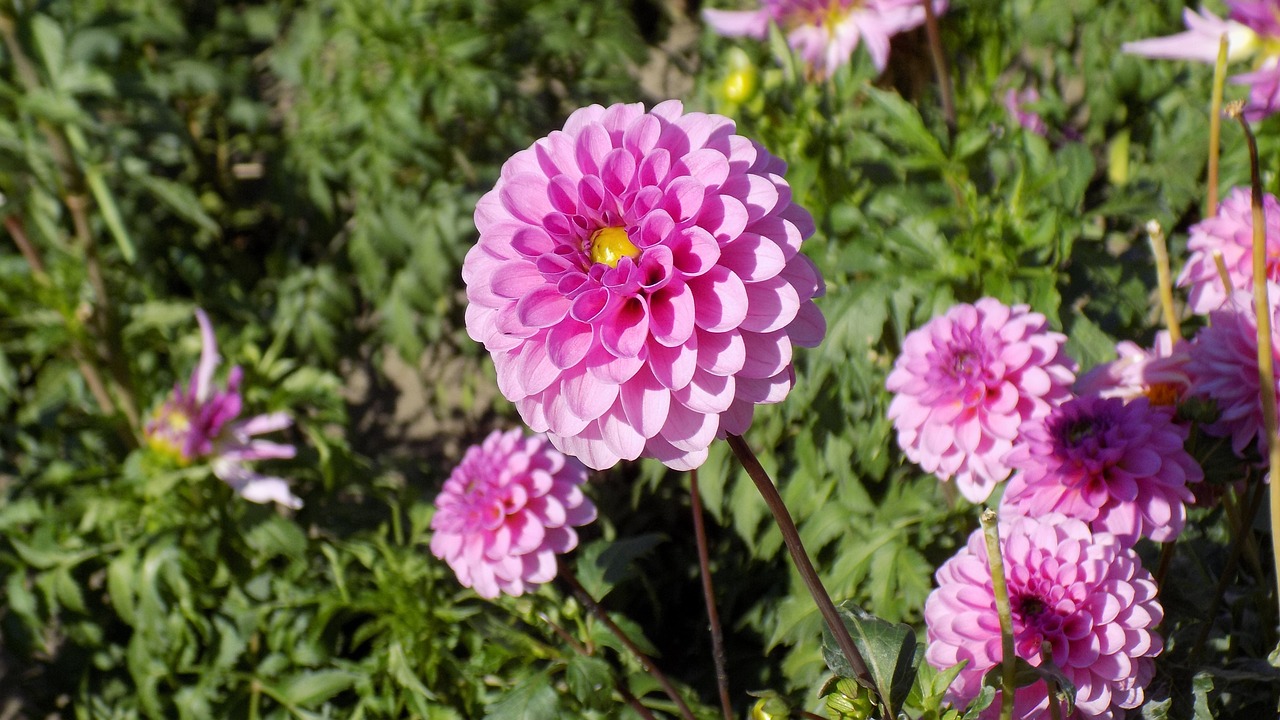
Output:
[
  {"xmin": 886, "ymin": 298, "xmax": 1076, "ymax": 503},
  {"xmin": 464, "ymin": 101, "xmax": 825, "ymax": 471},
  {"xmin": 1122, "ymin": 2, "xmax": 1280, "ymax": 120},
  {"xmin": 430, "ymin": 429, "xmax": 596, "ymax": 599},
  {"xmin": 702, "ymin": 0, "xmax": 948, "ymax": 78},
  {"xmin": 1003, "ymin": 87, "xmax": 1048, "ymax": 136},
  {"xmin": 925, "ymin": 514, "xmax": 1163, "ymax": 720},
  {"xmin": 145, "ymin": 309, "xmax": 301, "ymax": 508},
  {"xmin": 1073, "ymin": 331, "xmax": 1192, "ymax": 409},
  {"xmin": 1177, "ymin": 187, "xmax": 1280, "ymax": 315},
  {"xmin": 1186, "ymin": 289, "xmax": 1280, "ymax": 457},
  {"xmin": 1001, "ymin": 395, "xmax": 1199, "ymax": 546}
]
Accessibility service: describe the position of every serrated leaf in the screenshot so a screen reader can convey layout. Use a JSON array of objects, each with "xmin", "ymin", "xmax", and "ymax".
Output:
[
  {"xmin": 575, "ymin": 534, "xmax": 665, "ymax": 600},
  {"xmin": 1192, "ymin": 672, "xmax": 1214, "ymax": 720},
  {"xmin": 565, "ymin": 654, "xmax": 613, "ymax": 711},
  {"xmin": 485, "ymin": 673, "xmax": 559, "ymax": 720},
  {"xmin": 822, "ymin": 602, "xmax": 918, "ymax": 718}
]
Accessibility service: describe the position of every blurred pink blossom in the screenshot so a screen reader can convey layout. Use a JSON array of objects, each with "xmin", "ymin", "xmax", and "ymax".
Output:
[
  {"xmin": 430, "ymin": 429, "xmax": 595, "ymax": 599},
  {"xmin": 1073, "ymin": 331, "xmax": 1192, "ymax": 408},
  {"xmin": 1122, "ymin": 2, "xmax": 1280, "ymax": 119},
  {"xmin": 1001, "ymin": 394, "xmax": 1200, "ymax": 546},
  {"xmin": 702, "ymin": 0, "xmax": 948, "ymax": 78},
  {"xmin": 1003, "ymin": 87, "xmax": 1049, "ymax": 136},
  {"xmin": 464, "ymin": 101, "xmax": 824, "ymax": 471},
  {"xmin": 925, "ymin": 514, "xmax": 1163, "ymax": 720},
  {"xmin": 145, "ymin": 309, "xmax": 301, "ymax": 508},
  {"xmin": 886, "ymin": 298, "xmax": 1076, "ymax": 503},
  {"xmin": 1177, "ymin": 187, "xmax": 1280, "ymax": 314},
  {"xmin": 1186, "ymin": 288, "xmax": 1280, "ymax": 457}
]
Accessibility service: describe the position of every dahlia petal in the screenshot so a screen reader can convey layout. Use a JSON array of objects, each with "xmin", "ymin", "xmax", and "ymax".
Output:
[
  {"xmin": 696, "ymin": 328, "xmax": 746, "ymax": 376},
  {"xmin": 739, "ymin": 330, "xmax": 792, "ymax": 379},
  {"xmin": 600, "ymin": 296, "xmax": 650, "ymax": 359},
  {"xmin": 619, "ymin": 366, "xmax": 672, "ymax": 438},
  {"xmin": 677, "ymin": 148, "xmax": 731, "ymax": 190},
  {"xmin": 649, "ymin": 282, "xmax": 696, "ymax": 347},
  {"xmin": 719, "ymin": 231, "xmax": 787, "ymax": 282},
  {"xmin": 600, "ymin": 404, "xmax": 648, "ymax": 459},
  {"xmin": 575, "ymin": 123, "xmax": 613, "ymax": 176},
  {"xmin": 517, "ymin": 286, "xmax": 572, "ymax": 328},
  {"xmin": 691, "ymin": 266, "xmax": 749, "ymax": 332},
  {"xmin": 741, "ymin": 275, "xmax": 800, "ymax": 333},
  {"xmin": 546, "ymin": 320, "xmax": 594, "ymax": 370},
  {"xmin": 562, "ymin": 366, "xmax": 620, "ymax": 423},
  {"xmin": 650, "ymin": 340, "xmax": 699, "ymax": 389}
]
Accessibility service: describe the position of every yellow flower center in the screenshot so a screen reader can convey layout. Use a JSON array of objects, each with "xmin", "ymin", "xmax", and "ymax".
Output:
[
  {"xmin": 1145, "ymin": 383, "xmax": 1179, "ymax": 407},
  {"xmin": 145, "ymin": 408, "xmax": 192, "ymax": 464},
  {"xmin": 589, "ymin": 227, "xmax": 640, "ymax": 268}
]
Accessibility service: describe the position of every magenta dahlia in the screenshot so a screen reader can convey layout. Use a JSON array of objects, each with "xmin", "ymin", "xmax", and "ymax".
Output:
[
  {"xmin": 703, "ymin": 0, "xmax": 948, "ymax": 78},
  {"xmin": 1186, "ymin": 288, "xmax": 1280, "ymax": 457},
  {"xmin": 885, "ymin": 298, "xmax": 1076, "ymax": 503},
  {"xmin": 1073, "ymin": 331, "xmax": 1192, "ymax": 409},
  {"xmin": 925, "ymin": 514, "xmax": 1163, "ymax": 720},
  {"xmin": 1176, "ymin": 187, "xmax": 1280, "ymax": 315},
  {"xmin": 464, "ymin": 100, "xmax": 825, "ymax": 471},
  {"xmin": 145, "ymin": 309, "xmax": 301, "ymax": 508},
  {"xmin": 430, "ymin": 428, "xmax": 596, "ymax": 599},
  {"xmin": 1002, "ymin": 395, "xmax": 1199, "ymax": 546}
]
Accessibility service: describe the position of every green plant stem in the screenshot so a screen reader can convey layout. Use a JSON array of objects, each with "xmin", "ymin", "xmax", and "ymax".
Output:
[
  {"xmin": 560, "ymin": 569, "xmax": 696, "ymax": 720},
  {"xmin": 1231, "ymin": 109, "xmax": 1280, "ymax": 611},
  {"xmin": 690, "ymin": 469, "xmax": 733, "ymax": 720},
  {"xmin": 921, "ymin": 0, "xmax": 955, "ymax": 134},
  {"xmin": 539, "ymin": 612, "xmax": 659, "ymax": 720},
  {"xmin": 980, "ymin": 509, "xmax": 1016, "ymax": 720},
  {"xmin": 1145, "ymin": 219, "xmax": 1181, "ymax": 343},
  {"xmin": 725, "ymin": 434, "xmax": 874, "ymax": 694},
  {"xmin": 1207, "ymin": 34, "xmax": 1229, "ymax": 217},
  {"xmin": 1042, "ymin": 641, "xmax": 1063, "ymax": 720}
]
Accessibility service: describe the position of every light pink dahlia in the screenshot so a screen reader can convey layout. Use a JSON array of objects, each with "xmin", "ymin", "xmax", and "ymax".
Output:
[
  {"xmin": 886, "ymin": 298, "xmax": 1076, "ymax": 503},
  {"xmin": 1176, "ymin": 187, "xmax": 1280, "ymax": 315},
  {"xmin": 1073, "ymin": 331, "xmax": 1192, "ymax": 409},
  {"xmin": 430, "ymin": 428, "xmax": 596, "ymax": 599},
  {"xmin": 464, "ymin": 100, "xmax": 825, "ymax": 471},
  {"xmin": 925, "ymin": 514, "xmax": 1163, "ymax": 720},
  {"xmin": 145, "ymin": 309, "xmax": 301, "ymax": 508},
  {"xmin": 1002, "ymin": 395, "xmax": 1199, "ymax": 546},
  {"xmin": 702, "ymin": 0, "xmax": 948, "ymax": 78},
  {"xmin": 1186, "ymin": 288, "xmax": 1280, "ymax": 457}
]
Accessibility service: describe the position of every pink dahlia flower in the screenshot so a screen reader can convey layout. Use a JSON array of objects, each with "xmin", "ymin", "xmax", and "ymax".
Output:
[
  {"xmin": 1002, "ymin": 395, "xmax": 1199, "ymax": 546},
  {"xmin": 702, "ymin": 0, "xmax": 948, "ymax": 78},
  {"xmin": 1177, "ymin": 187, "xmax": 1280, "ymax": 315},
  {"xmin": 145, "ymin": 309, "xmax": 301, "ymax": 508},
  {"xmin": 464, "ymin": 100, "xmax": 825, "ymax": 471},
  {"xmin": 1122, "ymin": 2, "xmax": 1280, "ymax": 120},
  {"xmin": 1073, "ymin": 331, "xmax": 1192, "ymax": 409},
  {"xmin": 430, "ymin": 428, "xmax": 596, "ymax": 599},
  {"xmin": 886, "ymin": 298, "xmax": 1076, "ymax": 503},
  {"xmin": 1186, "ymin": 288, "xmax": 1280, "ymax": 457},
  {"xmin": 925, "ymin": 514, "xmax": 1163, "ymax": 720}
]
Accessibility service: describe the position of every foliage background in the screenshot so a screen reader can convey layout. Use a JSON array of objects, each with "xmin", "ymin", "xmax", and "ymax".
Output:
[{"xmin": 0, "ymin": 0, "xmax": 1277, "ymax": 717}]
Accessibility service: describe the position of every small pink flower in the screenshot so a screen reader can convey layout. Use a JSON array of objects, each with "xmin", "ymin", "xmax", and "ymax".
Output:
[
  {"xmin": 1003, "ymin": 87, "xmax": 1048, "ymax": 136},
  {"xmin": 1186, "ymin": 288, "xmax": 1280, "ymax": 457},
  {"xmin": 702, "ymin": 0, "xmax": 948, "ymax": 78},
  {"xmin": 1177, "ymin": 187, "xmax": 1280, "ymax": 315},
  {"xmin": 145, "ymin": 309, "xmax": 300, "ymax": 508},
  {"xmin": 925, "ymin": 514, "xmax": 1163, "ymax": 720},
  {"xmin": 886, "ymin": 298, "xmax": 1076, "ymax": 503},
  {"xmin": 464, "ymin": 101, "xmax": 825, "ymax": 471},
  {"xmin": 430, "ymin": 429, "xmax": 596, "ymax": 599},
  {"xmin": 1002, "ymin": 395, "xmax": 1200, "ymax": 546},
  {"xmin": 1073, "ymin": 331, "xmax": 1192, "ymax": 409}
]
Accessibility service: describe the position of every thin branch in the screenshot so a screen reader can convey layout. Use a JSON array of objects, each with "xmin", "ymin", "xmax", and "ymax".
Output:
[
  {"xmin": 921, "ymin": 0, "xmax": 955, "ymax": 133},
  {"xmin": 980, "ymin": 510, "xmax": 1015, "ymax": 720},
  {"xmin": 690, "ymin": 469, "xmax": 733, "ymax": 720}
]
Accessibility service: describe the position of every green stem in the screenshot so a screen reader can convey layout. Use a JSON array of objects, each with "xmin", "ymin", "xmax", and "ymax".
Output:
[
  {"xmin": 980, "ymin": 509, "xmax": 1016, "ymax": 720},
  {"xmin": 726, "ymin": 434, "xmax": 875, "ymax": 695},
  {"xmin": 1042, "ymin": 642, "xmax": 1062, "ymax": 720},
  {"xmin": 921, "ymin": 0, "xmax": 955, "ymax": 134},
  {"xmin": 1145, "ymin": 220, "xmax": 1181, "ymax": 343},
  {"xmin": 1230, "ymin": 108, "xmax": 1280, "ymax": 612},
  {"xmin": 690, "ymin": 469, "xmax": 733, "ymax": 720},
  {"xmin": 1207, "ymin": 34, "xmax": 1229, "ymax": 217}
]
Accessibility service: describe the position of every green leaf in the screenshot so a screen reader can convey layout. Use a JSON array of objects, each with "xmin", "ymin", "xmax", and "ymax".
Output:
[
  {"xmin": 485, "ymin": 673, "xmax": 559, "ymax": 720},
  {"xmin": 1192, "ymin": 672, "xmax": 1214, "ymax": 720},
  {"xmin": 280, "ymin": 670, "xmax": 359, "ymax": 706},
  {"xmin": 574, "ymin": 534, "xmax": 665, "ymax": 600},
  {"xmin": 565, "ymin": 654, "xmax": 613, "ymax": 711},
  {"xmin": 821, "ymin": 602, "xmax": 919, "ymax": 718}
]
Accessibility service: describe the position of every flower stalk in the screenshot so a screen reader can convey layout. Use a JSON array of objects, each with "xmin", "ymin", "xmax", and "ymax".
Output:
[
  {"xmin": 1230, "ymin": 106, "xmax": 1280, "ymax": 609},
  {"xmin": 922, "ymin": 0, "xmax": 956, "ymax": 133},
  {"xmin": 690, "ymin": 469, "xmax": 733, "ymax": 720},
  {"xmin": 560, "ymin": 569, "xmax": 697, "ymax": 720},
  {"xmin": 980, "ymin": 509, "xmax": 1016, "ymax": 720},
  {"xmin": 725, "ymin": 435, "xmax": 874, "ymax": 692},
  {"xmin": 1208, "ymin": 34, "xmax": 1230, "ymax": 216},
  {"xmin": 1146, "ymin": 219, "xmax": 1182, "ymax": 343}
]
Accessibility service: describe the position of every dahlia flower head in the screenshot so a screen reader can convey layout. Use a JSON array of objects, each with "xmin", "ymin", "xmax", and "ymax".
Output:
[
  {"xmin": 1177, "ymin": 186, "xmax": 1280, "ymax": 315},
  {"xmin": 1122, "ymin": 1, "xmax": 1280, "ymax": 120},
  {"xmin": 886, "ymin": 298, "xmax": 1076, "ymax": 503},
  {"xmin": 925, "ymin": 514, "xmax": 1163, "ymax": 720},
  {"xmin": 430, "ymin": 428, "xmax": 596, "ymax": 599},
  {"xmin": 702, "ymin": 0, "xmax": 948, "ymax": 79},
  {"xmin": 1186, "ymin": 287, "xmax": 1280, "ymax": 457},
  {"xmin": 1001, "ymin": 394, "xmax": 1200, "ymax": 547},
  {"xmin": 144, "ymin": 309, "xmax": 301, "ymax": 508},
  {"xmin": 1073, "ymin": 331, "xmax": 1192, "ymax": 410},
  {"xmin": 465, "ymin": 100, "xmax": 825, "ymax": 471}
]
